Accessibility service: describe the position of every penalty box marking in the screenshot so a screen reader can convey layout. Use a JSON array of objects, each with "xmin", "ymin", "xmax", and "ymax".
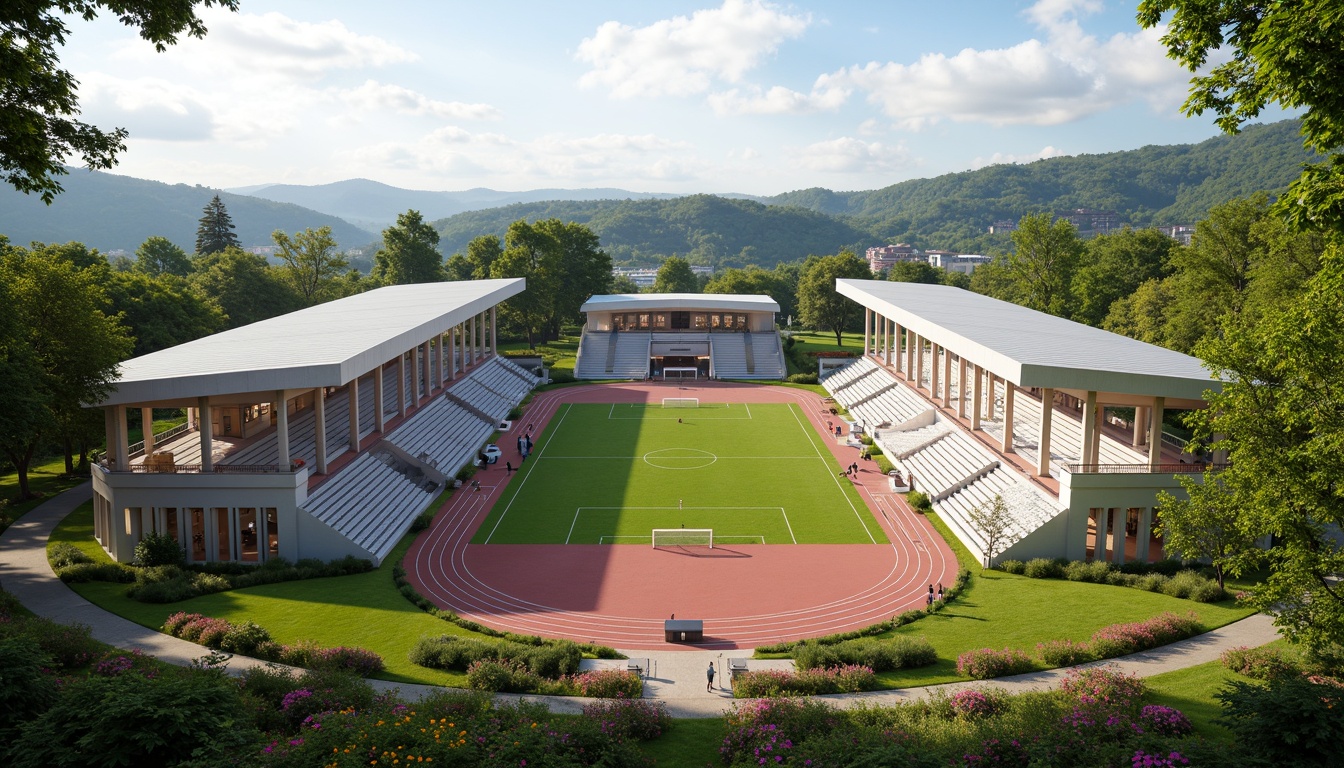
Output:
[
  {"xmin": 599, "ymin": 534, "xmax": 768, "ymax": 544},
  {"xmin": 565, "ymin": 506, "xmax": 797, "ymax": 545},
  {"xmin": 606, "ymin": 403, "xmax": 753, "ymax": 419}
]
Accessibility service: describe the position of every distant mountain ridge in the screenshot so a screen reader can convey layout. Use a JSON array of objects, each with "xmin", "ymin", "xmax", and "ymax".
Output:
[
  {"xmin": 230, "ymin": 179, "xmax": 682, "ymax": 230},
  {"xmin": 0, "ymin": 170, "xmax": 376, "ymax": 254}
]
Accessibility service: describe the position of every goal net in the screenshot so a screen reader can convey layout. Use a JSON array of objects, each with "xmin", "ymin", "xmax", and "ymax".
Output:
[
  {"xmin": 662, "ymin": 397, "xmax": 699, "ymax": 408},
  {"xmin": 651, "ymin": 528, "xmax": 713, "ymax": 548},
  {"xmin": 661, "ymin": 367, "xmax": 698, "ymax": 382}
]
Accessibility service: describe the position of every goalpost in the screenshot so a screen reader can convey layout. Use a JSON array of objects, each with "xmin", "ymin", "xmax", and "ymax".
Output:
[
  {"xmin": 662, "ymin": 397, "xmax": 699, "ymax": 408},
  {"xmin": 651, "ymin": 528, "xmax": 713, "ymax": 548},
  {"xmin": 662, "ymin": 367, "xmax": 698, "ymax": 382}
]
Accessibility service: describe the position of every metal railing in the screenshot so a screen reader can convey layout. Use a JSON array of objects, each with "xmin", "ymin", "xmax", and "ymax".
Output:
[
  {"xmin": 112, "ymin": 463, "xmax": 296, "ymax": 475},
  {"xmin": 1062, "ymin": 462, "xmax": 1229, "ymax": 475},
  {"xmin": 128, "ymin": 421, "xmax": 194, "ymax": 459}
]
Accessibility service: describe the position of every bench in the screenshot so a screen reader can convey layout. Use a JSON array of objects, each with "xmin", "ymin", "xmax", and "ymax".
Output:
[{"xmin": 664, "ymin": 619, "xmax": 703, "ymax": 643}]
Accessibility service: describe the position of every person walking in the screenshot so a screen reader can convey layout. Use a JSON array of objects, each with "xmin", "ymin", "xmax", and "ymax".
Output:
[
  {"xmin": 926, "ymin": 584, "xmax": 935, "ymax": 610},
  {"xmin": 505, "ymin": 461, "xmax": 513, "ymax": 474},
  {"xmin": 706, "ymin": 661, "xmax": 716, "ymax": 692}
]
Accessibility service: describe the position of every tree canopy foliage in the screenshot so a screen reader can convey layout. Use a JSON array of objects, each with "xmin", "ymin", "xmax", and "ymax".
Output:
[
  {"xmin": 0, "ymin": 1, "xmax": 238, "ymax": 203},
  {"xmin": 797, "ymin": 252, "xmax": 873, "ymax": 346},
  {"xmin": 653, "ymin": 256, "xmax": 697, "ymax": 293},
  {"xmin": 195, "ymin": 195, "xmax": 239, "ymax": 256},
  {"xmin": 373, "ymin": 210, "xmax": 442, "ymax": 284},
  {"xmin": 487, "ymin": 219, "xmax": 610, "ymax": 347},
  {"xmin": 272, "ymin": 226, "xmax": 349, "ymax": 305}
]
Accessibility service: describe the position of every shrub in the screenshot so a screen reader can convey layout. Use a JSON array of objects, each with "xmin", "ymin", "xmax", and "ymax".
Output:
[
  {"xmin": 1037, "ymin": 639, "xmax": 1095, "ymax": 667},
  {"xmin": 408, "ymin": 635, "xmax": 581, "ymax": 678},
  {"xmin": 955, "ymin": 648, "xmax": 1034, "ymax": 679},
  {"xmin": 134, "ymin": 531, "xmax": 185, "ymax": 567},
  {"xmin": 466, "ymin": 659, "xmax": 541, "ymax": 692},
  {"xmin": 570, "ymin": 669, "xmax": 644, "ymax": 698},
  {"xmin": 1217, "ymin": 676, "xmax": 1344, "ymax": 767},
  {"xmin": 949, "ymin": 688, "xmax": 1003, "ymax": 719},
  {"xmin": 1160, "ymin": 569, "xmax": 1210, "ymax": 599},
  {"xmin": 0, "ymin": 637, "xmax": 58, "ymax": 742},
  {"xmin": 581, "ymin": 698, "xmax": 668, "ymax": 740},
  {"xmin": 906, "ymin": 491, "xmax": 932, "ymax": 512},
  {"xmin": 1064, "ymin": 559, "xmax": 1112, "ymax": 583},
  {"xmin": 1089, "ymin": 612, "xmax": 1202, "ymax": 659},
  {"xmin": 998, "ymin": 559, "xmax": 1026, "ymax": 575},
  {"xmin": 47, "ymin": 542, "xmax": 91, "ymax": 569},
  {"xmin": 787, "ymin": 372, "xmax": 819, "ymax": 384},
  {"xmin": 793, "ymin": 636, "xmax": 937, "ymax": 672},
  {"xmin": 732, "ymin": 665, "xmax": 878, "ymax": 696},
  {"xmin": 1139, "ymin": 704, "xmax": 1194, "ymax": 737},
  {"xmin": 1189, "ymin": 580, "xmax": 1229, "ymax": 603},
  {"xmin": 307, "ymin": 646, "xmax": 384, "ymax": 676},
  {"xmin": 1060, "ymin": 665, "xmax": 1146, "ymax": 710},
  {"xmin": 24, "ymin": 618, "xmax": 100, "ymax": 669},
  {"xmin": 456, "ymin": 464, "xmax": 477, "ymax": 482},
  {"xmin": 219, "ymin": 621, "xmax": 272, "ymax": 656},
  {"xmin": 54, "ymin": 562, "xmax": 134, "ymax": 583},
  {"xmin": 409, "ymin": 512, "xmax": 434, "ymax": 533},
  {"xmin": 1023, "ymin": 557, "xmax": 1065, "ymax": 579},
  {"xmin": 1220, "ymin": 645, "xmax": 1298, "ymax": 680}
]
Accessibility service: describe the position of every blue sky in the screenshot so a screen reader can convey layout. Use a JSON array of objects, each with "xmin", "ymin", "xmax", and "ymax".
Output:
[{"xmin": 59, "ymin": 0, "xmax": 1275, "ymax": 195}]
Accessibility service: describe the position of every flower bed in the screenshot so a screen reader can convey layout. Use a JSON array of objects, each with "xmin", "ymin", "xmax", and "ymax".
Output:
[
  {"xmin": 163, "ymin": 613, "xmax": 383, "ymax": 676},
  {"xmin": 955, "ymin": 647, "xmax": 1035, "ymax": 679},
  {"xmin": 731, "ymin": 664, "xmax": 879, "ymax": 697}
]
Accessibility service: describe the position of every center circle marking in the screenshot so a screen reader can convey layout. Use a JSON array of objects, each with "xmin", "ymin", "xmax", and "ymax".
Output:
[{"xmin": 643, "ymin": 448, "xmax": 717, "ymax": 470}]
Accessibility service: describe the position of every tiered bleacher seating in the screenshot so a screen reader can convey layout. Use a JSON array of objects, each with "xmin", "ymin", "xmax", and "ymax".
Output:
[
  {"xmin": 875, "ymin": 421, "xmax": 951, "ymax": 459},
  {"xmin": 897, "ymin": 429, "xmax": 999, "ymax": 501},
  {"xmin": 710, "ymin": 335, "xmax": 749, "ymax": 378},
  {"xmin": 935, "ymin": 470, "xmax": 1063, "ymax": 557},
  {"xmin": 609, "ymin": 333, "xmax": 651, "ymax": 378},
  {"xmin": 300, "ymin": 451, "xmax": 437, "ymax": 562},
  {"xmin": 820, "ymin": 357, "xmax": 879, "ymax": 394},
  {"xmin": 385, "ymin": 398, "xmax": 491, "ymax": 476},
  {"xmin": 574, "ymin": 331, "xmax": 612, "ymax": 378},
  {"xmin": 750, "ymin": 333, "xmax": 785, "ymax": 378}
]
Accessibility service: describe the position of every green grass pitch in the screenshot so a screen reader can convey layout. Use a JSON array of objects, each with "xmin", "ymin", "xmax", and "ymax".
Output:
[{"xmin": 472, "ymin": 402, "xmax": 888, "ymax": 545}]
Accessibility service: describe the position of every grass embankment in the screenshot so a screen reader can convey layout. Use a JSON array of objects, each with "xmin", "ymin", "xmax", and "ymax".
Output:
[
  {"xmin": 1, "ymin": 456, "xmax": 90, "ymax": 527},
  {"xmin": 499, "ymin": 334, "xmax": 579, "ymax": 378},
  {"xmin": 52, "ymin": 499, "xmax": 485, "ymax": 687}
]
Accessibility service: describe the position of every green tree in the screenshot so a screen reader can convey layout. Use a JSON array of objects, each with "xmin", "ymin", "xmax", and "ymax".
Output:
[
  {"xmin": 886, "ymin": 261, "xmax": 944, "ymax": 285},
  {"xmin": 1156, "ymin": 473, "xmax": 1258, "ymax": 589},
  {"xmin": 538, "ymin": 219, "xmax": 610, "ymax": 338},
  {"xmin": 195, "ymin": 195, "xmax": 240, "ymax": 255},
  {"xmin": 491, "ymin": 220, "xmax": 559, "ymax": 348},
  {"xmin": 273, "ymin": 226, "xmax": 348, "ymax": 305},
  {"xmin": 466, "ymin": 234, "xmax": 502, "ymax": 280},
  {"xmin": 965, "ymin": 494, "xmax": 1020, "ymax": 570},
  {"xmin": 1004, "ymin": 212, "xmax": 1084, "ymax": 316},
  {"xmin": 797, "ymin": 251, "xmax": 872, "ymax": 346},
  {"xmin": 1071, "ymin": 228, "xmax": 1175, "ymax": 327},
  {"xmin": 0, "ymin": 1, "xmax": 238, "ymax": 203},
  {"xmin": 134, "ymin": 235, "xmax": 191, "ymax": 277},
  {"xmin": 106, "ymin": 271, "xmax": 225, "ymax": 356},
  {"xmin": 1138, "ymin": 0, "xmax": 1344, "ymax": 231},
  {"xmin": 1184, "ymin": 245, "xmax": 1344, "ymax": 651},
  {"xmin": 610, "ymin": 273, "xmax": 641, "ymax": 293},
  {"xmin": 0, "ymin": 271, "xmax": 50, "ymax": 484},
  {"xmin": 653, "ymin": 256, "xmax": 697, "ymax": 293},
  {"xmin": 190, "ymin": 247, "xmax": 301, "ymax": 328},
  {"xmin": 706, "ymin": 265, "xmax": 795, "ymax": 322},
  {"xmin": 0, "ymin": 243, "xmax": 131, "ymax": 494},
  {"xmin": 372, "ymin": 209, "xmax": 442, "ymax": 285}
]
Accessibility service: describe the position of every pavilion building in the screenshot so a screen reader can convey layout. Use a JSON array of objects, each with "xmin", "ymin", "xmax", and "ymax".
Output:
[
  {"xmin": 575, "ymin": 293, "xmax": 784, "ymax": 380},
  {"xmin": 91, "ymin": 279, "xmax": 535, "ymax": 567},
  {"xmin": 828, "ymin": 279, "xmax": 1223, "ymax": 565}
]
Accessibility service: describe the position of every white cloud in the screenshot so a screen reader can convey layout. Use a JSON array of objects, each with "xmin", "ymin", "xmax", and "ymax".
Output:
[
  {"xmin": 796, "ymin": 137, "xmax": 910, "ymax": 174},
  {"xmin": 79, "ymin": 73, "xmax": 216, "ymax": 142},
  {"xmin": 707, "ymin": 82, "xmax": 848, "ymax": 116},
  {"xmin": 337, "ymin": 80, "xmax": 501, "ymax": 120},
  {"xmin": 970, "ymin": 145, "xmax": 1067, "ymax": 169},
  {"xmin": 576, "ymin": 0, "xmax": 810, "ymax": 98},
  {"xmin": 822, "ymin": 0, "xmax": 1191, "ymax": 129}
]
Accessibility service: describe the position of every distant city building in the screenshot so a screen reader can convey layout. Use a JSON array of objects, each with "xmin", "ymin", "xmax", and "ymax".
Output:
[
  {"xmin": 1158, "ymin": 224, "xmax": 1196, "ymax": 246},
  {"xmin": 989, "ymin": 220, "xmax": 1017, "ymax": 235},
  {"xmin": 105, "ymin": 249, "xmax": 129, "ymax": 258},
  {"xmin": 927, "ymin": 251, "xmax": 993, "ymax": 275},
  {"xmin": 1056, "ymin": 209, "xmax": 1121, "ymax": 237},
  {"xmin": 346, "ymin": 248, "xmax": 366, "ymax": 257},
  {"xmin": 613, "ymin": 265, "xmax": 712, "ymax": 289},
  {"xmin": 247, "ymin": 245, "xmax": 279, "ymax": 256},
  {"xmin": 865, "ymin": 244, "xmax": 924, "ymax": 272}
]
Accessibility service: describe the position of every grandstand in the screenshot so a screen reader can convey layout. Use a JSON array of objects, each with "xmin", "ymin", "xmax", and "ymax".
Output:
[{"xmin": 91, "ymin": 280, "xmax": 532, "ymax": 566}]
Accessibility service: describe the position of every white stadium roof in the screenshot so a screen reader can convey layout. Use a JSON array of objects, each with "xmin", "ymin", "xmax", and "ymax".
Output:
[
  {"xmin": 837, "ymin": 280, "xmax": 1221, "ymax": 404},
  {"xmin": 100, "ymin": 279, "xmax": 525, "ymax": 408},
  {"xmin": 580, "ymin": 293, "xmax": 780, "ymax": 314}
]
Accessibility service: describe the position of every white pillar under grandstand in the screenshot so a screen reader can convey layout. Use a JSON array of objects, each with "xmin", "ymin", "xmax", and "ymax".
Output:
[
  {"xmin": 958, "ymin": 357, "xmax": 968, "ymax": 419},
  {"xmin": 396, "ymin": 352, "xmax": 407, "ymax": 418},
  {"xmin": 374, "ymin": 365, "xmax": 386, "ymax": 433},
  {"xmin": 943, "ymin": 349, "xmax": 953, "ymax": 407},
  {"xmin": 914, "ymin": 334, "xmax": 925, "ymax": 389},
  {"xmin": 447, "ymin": 327, "xmax": 457, "ymax": 381},
  {"xmin": 1001, "ymin": 383, "xmax": 1015, "ymax": 453},
  {"xmin": 141, "ymin": 407, "xmax": 155, "ymax": 455},
  {"xmin": 197, "ymin": 398, "xmax": 213, "ymax": 472},
  {"xmin": 113, "ymin": 405, "xmax": 129, "ymax": 470},
  {"xmin": 1112, "ymin": 510, "xmax": 1126, "ymax": 565},
  {"xmin": 275, "ymin": 391, "xmax": 290, "ymax": 468},
  {"xmin": 971, "ymin": 364, "xmax": 983, "ymax": 430},
  {"xmin": 1037, "ymin": 387, "xmax": 1053, "ymax": 477},
  {"xmin": 1148, "ymin": 397, "xmax": 1165, "ymax": 470},
  {"xmin": 1136, "ymin": 508, "xmax": 1153, "ymax": 561},
  {"xmin": 491, "ymin": 306, "xmax": 497, "ymax": 356},
  {"xmin": 1133, "ymin": 406, "xmax": 1148, "ymax": 446},
  {"xmin": 422, "ymin": 340, "xmax": 432, "ymax": 399},
  {"xmin": 1094, "ymin": 507, "xmax": 1109, "ymax": 561},
  {"xmin": 986, "ymin": 373, "xmax": 996, "ymax": 420},
  {"xmin": 906, "ymin": 328, "xmax": 916, "ymax": 379},
  {"xmin": 348, "ymin": 375, "xmax": 360, "ymax": 453},
  {"xmin": 863, "ymin": 308, "xmax": 871, "ymax": 357},
  {"xmin": 930, "ymin": 343, "xmax": 940, "ymax": 400},
  {"xmin": 470, "ymin": 315, "xmax": 478, "ymax": 363},
  {"xmin": 314, "ymin": 387, "xmax": 327, "ymax": 474},
  {"xmin": 1082, "ymin": 390, "xmax": 1098, "ymax": 466}
]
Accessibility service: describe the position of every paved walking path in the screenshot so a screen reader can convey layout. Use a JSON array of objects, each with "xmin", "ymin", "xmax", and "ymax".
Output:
[{"xmin": 0, "ymin": 484, "xmax": 1280, "ymax": 718}]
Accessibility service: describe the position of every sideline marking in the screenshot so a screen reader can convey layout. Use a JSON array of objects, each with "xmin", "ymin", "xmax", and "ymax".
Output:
[
  {"xmin": 788, "ymin": 403, "xmax": 877, "ymax": 544},
  {"xmin": 564, "ymin": 506, "xmax": 796, "ymax": 545},
  {"xmin": 483, "ymin": 402, "xmax": 571, "ymax": 544}
]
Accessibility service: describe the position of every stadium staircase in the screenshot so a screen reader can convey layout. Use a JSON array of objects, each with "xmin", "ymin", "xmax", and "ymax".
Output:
[
  {"xmin": 608, "ymin": 333, "xmax": 652, "ymax": 378},
  {"xmin": 709, "ymin": 332, "xmax": 785, "ymax": 380}
]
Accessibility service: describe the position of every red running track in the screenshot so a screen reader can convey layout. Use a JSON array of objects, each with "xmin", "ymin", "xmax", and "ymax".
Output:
[{"xmin": 405, "ymin": 381, "xmax": 959, "ymax": 651}]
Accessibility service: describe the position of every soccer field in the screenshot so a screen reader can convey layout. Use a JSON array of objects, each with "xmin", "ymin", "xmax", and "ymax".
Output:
[{"xmin": 472, "ymin": 402, "xmax": 888, "ymax": 545}]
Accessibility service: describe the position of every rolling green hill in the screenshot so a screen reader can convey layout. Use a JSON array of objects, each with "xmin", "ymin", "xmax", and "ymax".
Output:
[
  {"xmin": 0, "ymin": 170, "xmax": 376, "ymax": 254},
  {"xmin": 434, "ymin": 119, "xmax": 1314, "ymax": 265}
]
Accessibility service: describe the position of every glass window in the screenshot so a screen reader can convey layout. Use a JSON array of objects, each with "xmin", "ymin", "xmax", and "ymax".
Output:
[
  {"xmin": 638, "ymin": 313, "xmax": 649, "ymax": 329},
  {"xmin": 239, "ymin": 508, "xmax": 259, "ymax": 563},
  {"xmin": 723, "ymin": 314, "xmax": 735, "ymax": 329},
  {"xmin": 737, "ymin": 314, "xmax": 748, "ymax": 330},
  {"xmin": 693, "ymin": 313, "xmax": 707, "ymax": 329},
  {"xmin": 163, "ymin": 507, "xmax": 179, "ymax": 548},
  {"xmin": 711, "ymin": 314, "xmax": 722, "ymax": 328},
  {"xmin": 266, "ymin": 508, "xmax": 279, "ymax": 560},
  {"xmin": 189, "ymin": 508, "xmax": 206, "ymax": 563},
  {"xmin": 214, "ymin": 507, "xmax": 230, "ymax": 561}
]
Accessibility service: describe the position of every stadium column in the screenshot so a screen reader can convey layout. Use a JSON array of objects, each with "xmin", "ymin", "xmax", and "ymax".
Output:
[
  {"xmin": 491, "ymin": 306, "xmax": 498, "ymax": 357},
  {"xmin": 396, "ymin": 351, "xmax": 407, "ymax": 418},
  {"xmin": 1147, "ymin": 397, "xmax": 1165, "ymax": 470},
  {"xmin": 1136, "ymin": 508, "xmax": 1152, "ymax": 561},
  {"xmin": 1037, "ymin": 387, "xmax": 1054, "ymax": 477},
  {"xmin": 448, "ymin": 326, "xmax": 457, "ymax": 381},
  {"xmin": 1081, "ymin": 390, "xmax": 1098, "ymax": 467},
  {"xmin": 275, "ymin": 392, "xmax": 290, "ymax": 469},
  {"xmin": 1094, "ymin": 507, "xmax": 1109, "ymax": 561},
  {"xmin": 314, "ymin": 387, "xmax": 327, "ymax": 474},
  {"xmin": 943, "ymin": 348, "xmax": 953, "ymax": 407},
  {"xmin": 141, "ymin": 408, "xmax": 155, "ymax": 456},
  {"xmin": 1112, "ymin": 509, "xmax": 1126, "ymax": 565},
  {"xmin": 905, "ymin": 328, "xmax": 916, "ymax": 379},
  {"xmin": 348, "ymin": 375, "xmax": 360, "ymax": 453},
  {"xmin": 863, "ymin": 308, "xmax": 871, "ymax": 357},
  {"xmin": 971, "ymin": 364, "xmax": 983, "ymax": 430},
  {"xmin": 1001, "ymin": 383, "xmax": 1015, "ymax": 453},
  {"xmin": 478, "ymin": 312, "xmax": 486, "ymax": 362},
  {"xmin": 1132, "ymin": 406, "xmax": 1148, "ymax": 446},
  {"xmin": 958, "ymin": 356, "xmax": 968, "ymax": 418},
  {"xmin": 986, "ymin": 374, "xmax": 996, "ymax": 420},
  {"xmin": 881, "ymin": 314, "xmax": 889, "ymax": 365},
  {"xmin": 469, "ymin": 315, "xmax": 477, "ymax": 364},
  {"xmin": 197, "ymin": 397, "xmax": 213, "ymax": 472},
  {"xmin": 374, "ymin": 364, "xmax": 386, "ymax": 433},
  {"xmin": 914, "ymin": 334, "xmax": 925, "ymax": 389},
  {"xmin": 421, "ymin": 341, "xmax": 432, "ymax": 400},
  {"xmin": 930, "ymin": 344, "xmax": 940, "ymax": 400},
  {"xmin": 110, "ymin": 405, "xmax": 129, "ymax": 470}
]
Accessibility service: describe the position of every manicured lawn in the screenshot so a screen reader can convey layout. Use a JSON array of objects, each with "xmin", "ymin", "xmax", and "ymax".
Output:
[
  {"xmin": 786, "ymin": 330, "xmax": 864, "ymax": 355},
  {"xmin": 636, "ymin": 717, "xmax": 725, "ymax": 766},
  {"xmin": 499, "ymin": 334, "xmax": 580, "ymax": 378},
  {"xmin": 1, "ymin": 456, "xmax": 89, "ymax": 526},
  {"xmin": 53, "ymin": 500, "xmax": 481, "ymax": 687},
  {"xmin": 473, "ymin": 402, "xmax": 886, "ymax": 545},
  {"xmin": 1144, "ymin": 656, "xmax": 1257, "ymax": 742}
]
